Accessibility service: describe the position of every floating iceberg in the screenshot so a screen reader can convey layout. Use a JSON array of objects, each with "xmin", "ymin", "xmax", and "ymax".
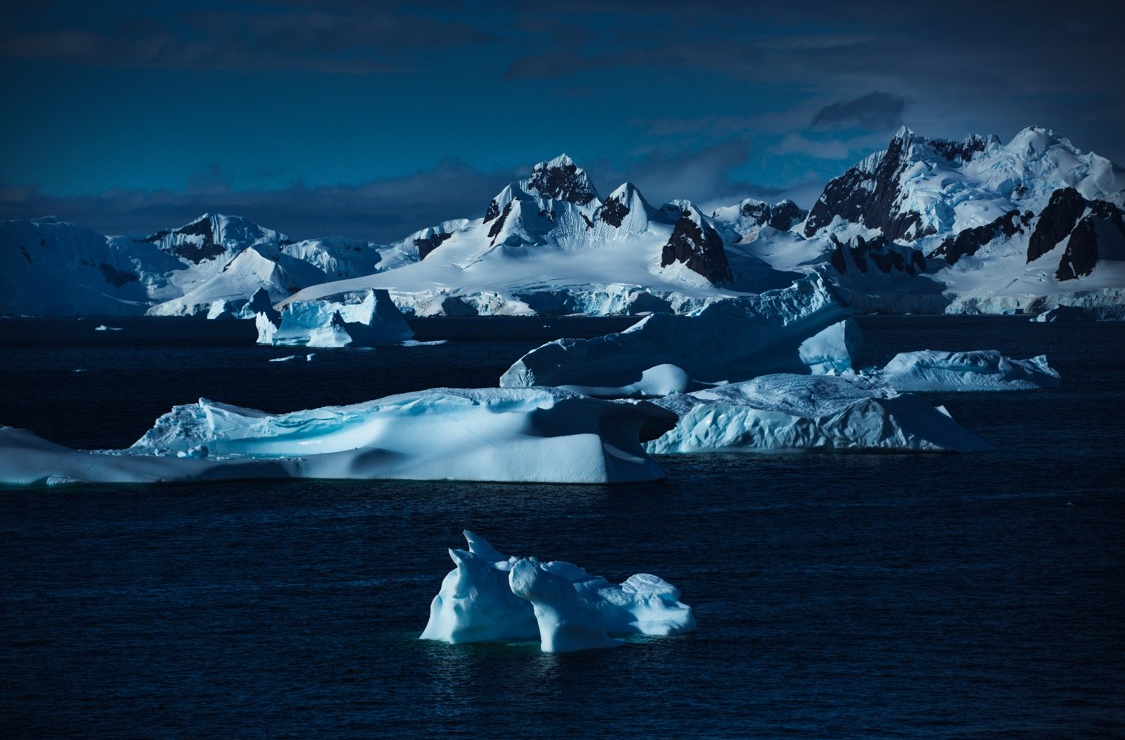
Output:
[
  {"xmin": 0, "ymin": 388, "xmax": 674, "ymax": 487},
  {"xmin": 420, "ymin": 531, "xmax": 695, "ymax": 653},
  {"xmin": 500, "ymin": 274, "xmax": 857, "ymax": 396},
  {"xmin": 879, "ymin": 350, "xmax": 1061, "ymax": 391},
  {"xmin": 646, "ymin": 374, "xmax": 992, "ymax": 454},
  {"xmin": 256, "ymin": 288, "xmax": 414, "ymax": 348}
]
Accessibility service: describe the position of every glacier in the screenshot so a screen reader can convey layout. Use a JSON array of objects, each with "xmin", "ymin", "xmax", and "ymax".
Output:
[
  {"xmin": 645, "ymin": 374, "xmax": 992, "ymax": 454},
  {"xmin": 499, "ymin": 274, "xmax": 856, "ymax": 394},
  {"xmin": 420, "ymin": 531, "xmax": 695, "ymax": 653},
  {"xmin": 255, "ymin": 288, "xmax": 414, "ymax": 347},
  {"xmin": 0, "ymin": 388, "xmax": 674, "ymax": 487}
]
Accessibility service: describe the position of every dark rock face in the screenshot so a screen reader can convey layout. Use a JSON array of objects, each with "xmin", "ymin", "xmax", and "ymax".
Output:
[
  {"xmin": 930, "ymin": 134, "xmax": 990, "ymax": 163},
  {"xmin": 660, "ymin": 209, "xmax": 732, "ymax": 285},
  {"xmin": 99, "ymin": 262, "xmax": 139, "ymax": 288},
  {"xmin": 740, "ymin": 201, "xmax": 770, "ymax": 224},
  {"xmin": 526, "ymin": 159, "xmax": 597, "ymax": 205},
  {"xmin": 741, "ymin": 199, "xmax": 808, "ymax": 231},
  {"xmin": 167, "ymin": 218, "xmax": 226, "ymax": 263},
  {"xmin": 1027, "ymin": 188, "xmax": 1087, "ymax": 262},
  {"xmin": 487, "ymin": 202, "xmax": 512, "ymax": 240},
  {"xmin": 598, "ymin": 194, "xmax": 630, "ymax": 227},
  {"xmin": 484, "ymin": 198, "xmax": 502, "ymax": 223},
  {"xmin": 414, "ymin": 232, "xmax": 453, "ymax": 261},
  {"xmin": 803, "ymin": 131, "xmax": 933, "ymax": 242},
  {"xmin": 767, "ymin": 200, "xmax": 807, "ymax": 231},
  {"xmin": 829, "ymin": 234, "xmax": 926, "ymax": 276},
  {"xmin": 1055, "ymin": 217, "xmax": 1099, "ymax": 280},
  {"xmin": 1054, "ymin": 206, "xmax": 1125, "ymax": 281},
  {"xmin": 930, "ymin": 209, "xmax": 1027, "ymax": 266}
]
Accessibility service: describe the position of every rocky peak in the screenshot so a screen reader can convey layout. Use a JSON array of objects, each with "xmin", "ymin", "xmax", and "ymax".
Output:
[
  {"xmin": 929, "ymin": 133, "xmax": 996, "ymax": 163},
  {"xmin": 660, "ymin": 205, "xmax": 732, "ymax": 285},
  {"xmin": 739, "ymin": 199, "xmax": 807, "ymax": 231},
  {"xmin": 803, "ymin": 128, "xmax": 929, "ymax": 241},
  {"xmin": 526, "ymin": 154, "xmax": 598, "ymax": 206},
  {"xmin": 596, "ymin": 182, "xmax": 655, "ymax": 229}
]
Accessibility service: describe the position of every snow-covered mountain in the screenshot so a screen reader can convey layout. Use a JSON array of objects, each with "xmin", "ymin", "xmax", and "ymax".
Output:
[
  {"xmin": 747, "ymin": 125, "xmax": 1125, "ymax": 315},
  {"xmin": 4, "ymin": 126, "xmax": 1124, "ymax": 319},
  {"xmin": 282, "ymin": 154, "xmax": 798, "ymax": 316},
  {"xmin": 0, "ymin": 213, "xmax": 386, "ymax": 317}
]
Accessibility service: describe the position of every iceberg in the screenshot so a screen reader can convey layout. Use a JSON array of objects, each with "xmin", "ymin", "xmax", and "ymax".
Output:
[
  {"xmin": 256, "ymin": 289, "xmax": 414, "ymax": 348},
  {"xmin": 0, "ymin": 388, "xmax": 674, "ymax": 487},
  {"xmin": 500, "ymin": 274, "xmax": 856, "ymax": 396},
  {"xmin": 420, "ymin": 532, "xmax": 695, "ymax": 653},
  {"xmin": 646, "ymin": 374, "xmax": 992, "ymax": 454},
  {"xmin": 879, "ymin": 350, "xmax": 1062, "ymax": 391}
]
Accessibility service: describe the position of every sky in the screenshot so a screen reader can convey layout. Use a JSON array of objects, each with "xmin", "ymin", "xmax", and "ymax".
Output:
[{"xmin": 1, "ymin": 0, "xmax": 1122, "ymax": 242}]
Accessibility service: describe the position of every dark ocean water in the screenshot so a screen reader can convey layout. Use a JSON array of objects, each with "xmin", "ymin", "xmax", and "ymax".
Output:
[{"xmin": 1, "ymin": 315, "xmax": 1123, "ymax": 739}]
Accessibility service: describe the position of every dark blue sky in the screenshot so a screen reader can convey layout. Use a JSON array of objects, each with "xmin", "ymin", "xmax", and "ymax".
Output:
[{"xmin": 1, "ymin": 0, "xmax": 1122, "ymax": 241}]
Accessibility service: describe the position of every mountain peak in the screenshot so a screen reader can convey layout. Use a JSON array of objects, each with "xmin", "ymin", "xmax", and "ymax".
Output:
[{"xmin": 527, "ymin": 154, "xmax": 598, "ymax": 206}]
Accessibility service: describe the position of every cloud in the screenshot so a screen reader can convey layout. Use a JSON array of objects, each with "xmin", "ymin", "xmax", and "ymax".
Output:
[
  {"xmin": 0, "ymin": 3, "xmax": 492, "ymax": 73},
  {"xmin": 589, "ymin": 140, "xmax": 802, "ymax": 209},
  {"xmin": 811, "ymin": 91, "xmax": 911, "ymax": 131},
  {"xmin": 773, "ymin": 134, "xmax": 852, "ymax": 160},
  {"xmin": 0, "ymin": 159, "xmax": 516, "ymax": 243}
]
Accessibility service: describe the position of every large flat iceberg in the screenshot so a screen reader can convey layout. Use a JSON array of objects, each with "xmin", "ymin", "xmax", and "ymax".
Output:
[
  {"xmin": 646, "ymin": 374, "xmax": 992, "ymax": 454},
  {"xmin": 500, "ymin": 274, "xmax": 858, "ymax": 395},
  {"xmin": 879, "ymin": 350, "xmax": 1061, "ymax": 391},
  {"xmin": 256, "ymin": 289, "xmax": 414, "ymax": 348},
  {"xmin": 0, "ymin": 388, "xmax": 674, "ymax": 487},
  {"xmin": 420, "ymin": 531, "xmax": 695, "ymax": 653}
]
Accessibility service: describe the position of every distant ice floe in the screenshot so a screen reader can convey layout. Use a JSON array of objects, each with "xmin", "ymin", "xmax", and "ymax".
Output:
[
  {"xmin": 420, "ymin": 531, "xmax": 695, "ymax": 653},
  {"xmin": 0, "ymin": 388, "xmax": 674, "ymax": 487},
  {"xmin": 646, "ymin": 374, "xmax": 992, "ymax": 454},
  {"xmin": 878, "ymin": 350, "xmax": 1061, "ymax": 391},
  {"xmin": 500, "ymin": 274, "xmax": 858, "ymax": 395},
  {"xmin": 256, "ymin": 288, "xmax": 414, "ymax": 348}
]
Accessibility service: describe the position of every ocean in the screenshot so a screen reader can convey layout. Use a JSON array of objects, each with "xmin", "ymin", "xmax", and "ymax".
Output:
[{"xmin": 1, "ymin": 315, "xmax": 1123, "ymax": 739}]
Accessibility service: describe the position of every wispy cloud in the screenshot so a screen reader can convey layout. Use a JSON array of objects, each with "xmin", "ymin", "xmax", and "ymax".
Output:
[
  {"xmin": 811, "ymin": 92, "xmax": 911, "ymax": 131},
  {"xmin": 0, "ymin": 159, "xmax": 516, "ymax": 242},
  {"xmin": 0, "ymin": 3, "xmax": 492, "ymax": 73}
]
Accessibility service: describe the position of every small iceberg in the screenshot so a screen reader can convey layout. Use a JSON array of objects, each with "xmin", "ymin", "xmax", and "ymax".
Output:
[
  {"xmin": 645, "ymin": 374, "xmax": 992, "ymax": 454},
  {"xmin": 420, "ymin": 531, "xmax": 695, "ymax": 653},
  {"xmin": 257, "ymin": 288, "xmax": 414, "ymax": 348},
  {"xmin": 878, "ymin": 350, "xmax": 1061, "ymax": 391}
]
